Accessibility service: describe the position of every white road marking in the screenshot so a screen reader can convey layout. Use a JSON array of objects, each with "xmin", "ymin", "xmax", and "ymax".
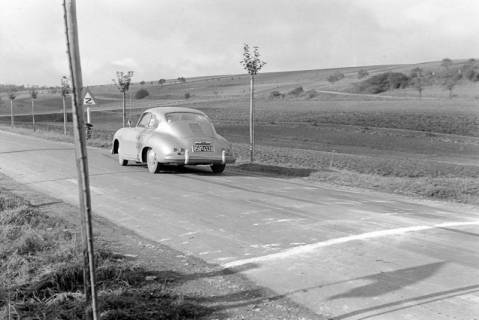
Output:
[{"xmin": 223, "ymin": 220, "xmax": 479, "ymax": 268}]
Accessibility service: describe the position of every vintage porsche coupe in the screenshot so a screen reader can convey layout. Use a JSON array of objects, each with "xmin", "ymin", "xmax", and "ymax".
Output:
[{"xmin": 112, "ymin": 107, "xmax": 235, "ymax": 174}]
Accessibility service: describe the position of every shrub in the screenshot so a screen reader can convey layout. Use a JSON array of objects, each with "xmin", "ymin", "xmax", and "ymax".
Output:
[
  {"xmin": 356, "ymin": 72, "xmax": 410, "ymax": 94},
  {"xmin": 184, "ymin": 92, "xmax": 191, "ymax": 99},
  {"xmin": 327, "ymin": 71, "xmax": 345, "ymax": 83},
  {"xmin": 288, "ymin": 86, "xmax": 304, "ymax": 97},
  {"xmin": 269, "ymin": 90, "xmax": 284, "ymax": 99},
  {"xmin": 304, "ymin": 89, "xmax": 319, "ymax": 99},
  {"xmin": 134, "ymin": 88, "xmax": 149, "ymax": 99},
  {"xmin": 357, "ymin": 69, "xmax": 369, "ymax": 79}
]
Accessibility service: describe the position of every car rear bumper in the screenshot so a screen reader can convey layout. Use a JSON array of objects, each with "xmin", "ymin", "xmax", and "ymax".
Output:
[{"xmin": 163, "ymin": 150, "xmax": 236, "ymax": 165}]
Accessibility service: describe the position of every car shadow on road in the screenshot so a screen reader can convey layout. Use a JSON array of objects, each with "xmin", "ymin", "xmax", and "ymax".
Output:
[{"xmin": 125, "ymin": 162, "xmax": 317, "ymax": 179}]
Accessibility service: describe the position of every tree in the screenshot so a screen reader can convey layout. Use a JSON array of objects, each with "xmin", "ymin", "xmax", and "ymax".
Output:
[
  {"xmin": 8, "ymin": 91, "xmax": 16, "ymax": 127},
  {"xmin": 30, "ymin": 89, "xmax": 38, "ymax": 131},
  {"xmin": 410, "ymin": 67, "xmax": 424, "ymax": 98},
  {"xmin": 113, "ymin": 71, "xmax": 134, "ymax": 127},
  {"xmin": 177, "ymin": 77, "xmax": 186, "ymax": 83},
  {"xmin": 61, "ymin": 76, "xmax": 71, "ymax": 135},
  {"xmin": 158, "ymin": 79, "xmax": 166, "ymax": 86},
  {"xmin": 443, "ymin": 71, "xmax": 460, "ymax": 98},
  {"xmin": 441, "ymin": 58, "xmax": 453, "ymax": 70},
  {"xmin": 240, "ymin": 43, "xmax": 266, "ymax": 162},
  {"xmin": 357, "ymin": 69, "xmax": 369, "ymax": 79},
  {"xmin": 139, "ymin": 80, "xmax": 146, "ymax": 85}
]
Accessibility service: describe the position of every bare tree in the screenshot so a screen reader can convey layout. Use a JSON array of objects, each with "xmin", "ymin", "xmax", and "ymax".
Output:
[
  {"xmin": 113, "ymin": 71, "xmax": 134, "ymax": 127},
  {"xmin": 8, "ymin": 91, "xmax": 16, "ymax": 127},
  {"xmin": 443, "ymin": 72, "xmax": 460, "ymax": 98},
  {"xmin": 61, "ymin": 76, "xmax": 71, "ymax": 135},
  {"xmin": 241, "ymin": 43, "xmax": 266, "ymax": 162},
  {"xmin": 30, "ymin": 89, "xmax": 38, "ymax": 131},
  {"xmin": 410, "ymin": 67, "xmax": 424, "ymax": 98}
]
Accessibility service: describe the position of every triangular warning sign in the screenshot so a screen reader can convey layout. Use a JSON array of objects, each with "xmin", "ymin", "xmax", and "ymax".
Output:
[{"xmin": 83, "ymin": 88, "xmax": 96, "ymax": 106}]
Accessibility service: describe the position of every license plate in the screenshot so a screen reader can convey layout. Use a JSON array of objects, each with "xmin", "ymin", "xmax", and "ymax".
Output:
[{"xmin": 193, "ymin": 143, "xmax": 213, "ymax": 152}]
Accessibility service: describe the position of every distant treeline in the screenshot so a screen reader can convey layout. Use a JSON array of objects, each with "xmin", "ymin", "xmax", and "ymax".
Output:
[
  {"xmin": 356, "ymin": 59, "xmax": 479, "ymax": 95},
  {"xmin": 0, "ymin": 84, "xmax": 59, "ymax": 93}
]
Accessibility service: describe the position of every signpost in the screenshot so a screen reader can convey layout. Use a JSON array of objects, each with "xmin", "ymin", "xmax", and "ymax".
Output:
[{"xmin": 82, "ymin": 87, "xmax": 96, "ymax": 124}]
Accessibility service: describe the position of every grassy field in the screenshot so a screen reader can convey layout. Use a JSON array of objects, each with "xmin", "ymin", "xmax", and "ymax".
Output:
[{"xmin": 1, "ymin": 61, "xmax": 478, "ymax": 204}]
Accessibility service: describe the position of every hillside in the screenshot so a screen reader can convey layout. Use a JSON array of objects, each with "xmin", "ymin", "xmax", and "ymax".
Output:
[{"xmin": 2, "ymin": 59, "xmax": 479, "ymax": 117}]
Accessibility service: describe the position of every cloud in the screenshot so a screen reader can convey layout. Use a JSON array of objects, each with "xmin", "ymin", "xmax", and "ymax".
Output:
[{"xmin": 2, "ymin": 0, "xmax": 479, "ymax": 85}]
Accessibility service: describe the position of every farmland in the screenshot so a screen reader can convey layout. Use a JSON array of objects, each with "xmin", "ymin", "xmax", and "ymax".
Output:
[{"xmin": 1, "ymin": 61, "xmax": 478, "ymax": 204}]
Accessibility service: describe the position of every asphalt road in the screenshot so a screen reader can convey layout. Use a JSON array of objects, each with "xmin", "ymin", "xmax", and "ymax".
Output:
[{"xmin": 1, "ymin": 130, "xmax": 478, "ymax": 320}]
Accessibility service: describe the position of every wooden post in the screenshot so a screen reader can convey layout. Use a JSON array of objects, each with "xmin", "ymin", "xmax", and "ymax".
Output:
[
  {"xmin": 63, "ymin": 95, "xmax": 67, "ymax": 135},
  {"xmin": 31, "ymin": 100, "xmax": 35, "ymax": 131},
  {"xmin": 249, "ymin": 75, "xmax": 255, "ymax": 162},
  {"xmin": 63, "ymin": 1, "xmax": 98, "ymax": 319}
]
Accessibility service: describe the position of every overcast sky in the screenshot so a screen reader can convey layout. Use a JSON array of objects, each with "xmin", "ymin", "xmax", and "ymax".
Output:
[{"xmin": 1, "ymin": 0, "xmax": 479, "ymax": 86}]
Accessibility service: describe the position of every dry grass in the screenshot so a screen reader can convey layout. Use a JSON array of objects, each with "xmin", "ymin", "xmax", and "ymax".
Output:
[{"xmin": 0, "ymin": 190, "xmax": 212, "ymax": 319}]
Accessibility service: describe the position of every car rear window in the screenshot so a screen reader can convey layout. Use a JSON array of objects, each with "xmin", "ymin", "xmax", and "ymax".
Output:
[{"xmin": 166, "ymin": 112, "xmax": 215, "ymax": 137}]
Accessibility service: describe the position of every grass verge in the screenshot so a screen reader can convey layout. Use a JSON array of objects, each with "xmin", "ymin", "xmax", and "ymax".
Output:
[{"xmin": 0, "ymin": 189, "xmax": 211, "ymax": 319}]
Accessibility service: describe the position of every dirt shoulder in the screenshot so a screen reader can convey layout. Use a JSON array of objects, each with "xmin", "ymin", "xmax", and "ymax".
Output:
[{"xmin": 0, "ymin": 172, "xmax": 321, "ymax": 319}]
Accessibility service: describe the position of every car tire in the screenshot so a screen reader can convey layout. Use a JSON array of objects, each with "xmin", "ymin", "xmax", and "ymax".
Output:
[
  {"xmin": 211, "ymin": 163, "xmax": 226, "ymax": 174},
  {"xmin": 147, "ymin": 148, "xmax": 161, "ymax": 174}
]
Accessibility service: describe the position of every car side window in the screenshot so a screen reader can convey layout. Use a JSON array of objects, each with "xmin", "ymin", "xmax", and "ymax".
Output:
[
  {"xmin": 137, "ymin": 113, "xmax": 151, "ymax": 128},
  {"xmin": 147, "ymin": 115, "xmax": 158, "ymax": 129}
]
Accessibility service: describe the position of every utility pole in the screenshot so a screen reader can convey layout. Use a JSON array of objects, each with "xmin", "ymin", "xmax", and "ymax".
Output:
[
  {"xmin": 62, "ymin": 1, "xmax": 98, "ymax": 319},
  {"xmin": 61, "ymin": 76, "xmax": 71, "ymax": 135}
]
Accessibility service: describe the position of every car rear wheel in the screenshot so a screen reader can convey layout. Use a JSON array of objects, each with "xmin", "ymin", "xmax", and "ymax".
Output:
[
  {"xmin": 147, "ymin": 148, "xmax": 161, "ymax": 174},
  {"xmin": 211, "ymin": 163, "xmax": 226, "ymax": 174}
]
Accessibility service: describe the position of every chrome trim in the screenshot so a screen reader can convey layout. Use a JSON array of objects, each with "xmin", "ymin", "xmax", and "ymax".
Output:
[{"xmin": 221, "ymin": 150, "xmax": 226, "ymax": 164}]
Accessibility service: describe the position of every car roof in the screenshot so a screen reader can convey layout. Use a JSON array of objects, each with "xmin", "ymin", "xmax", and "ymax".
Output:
[{"xmin": 143, "ymin": 107, "xmax": 206, "ymax": 118}]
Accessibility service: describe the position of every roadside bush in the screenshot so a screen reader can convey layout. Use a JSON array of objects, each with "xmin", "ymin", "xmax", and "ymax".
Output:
[
  {"xmin": 288, "ymin": 86, "xmax": 304, "ymax": 97},
  {"xmin": 269, "ymin": 90, "xmax": 285, "ymax": 99},
  {"xmin": 134, "ymin": 88, "xmax": 149, "ymax": 99},
  {"xmin": 356, "ymin": 72, "xmax": 410, "ymax": 94},
  {"xmin": 184, "ymin": 92, "xmax": 191, "ymax": 99}
]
